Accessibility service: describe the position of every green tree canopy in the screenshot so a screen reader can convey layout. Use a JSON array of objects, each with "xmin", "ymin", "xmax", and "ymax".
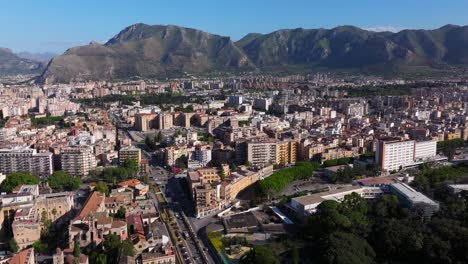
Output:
[
  {"xmin": 0, "ymin": 172, "xmax": 40, "ymax": 193},
  {"xmin": 115, "ymin": 206, "xmax": 126, "ymax": 219},
  {"xmin": 95, "ymin": 181, "xmax": 109, "ymax": 196},
  {"xmin": 48, "ymin": 170, "xmax": 82, "ymax": 192},
  {"xmin": 320, "ymin": 232, "xmax": 376, "ymax": 264},
  {"xmin": 123, "ymin": 159, "xmax": 140, "ymax": 176}
]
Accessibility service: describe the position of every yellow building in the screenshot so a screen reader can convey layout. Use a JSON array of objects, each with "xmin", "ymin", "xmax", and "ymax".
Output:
[
  {"xmin": 119, "ymin": 146, "xmax": 142, "ymax": 164},
  {"xmin": 276, "ymin": 140, "xmax": 297, "ymax": 165}
]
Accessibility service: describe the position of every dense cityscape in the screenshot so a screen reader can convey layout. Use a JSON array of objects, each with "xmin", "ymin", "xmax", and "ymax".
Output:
[
  {"xmin": 1, "ymin": 1, "xmax": 468, "ymax": 264},
  {"xmin": 0, "ymin": 73, "xmax": 466, "ymax": 264}
]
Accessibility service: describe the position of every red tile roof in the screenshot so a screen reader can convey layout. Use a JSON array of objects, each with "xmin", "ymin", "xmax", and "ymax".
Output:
[{"xmin": 74, "ymin": 192, "xmax": 104, "ymax": 221}]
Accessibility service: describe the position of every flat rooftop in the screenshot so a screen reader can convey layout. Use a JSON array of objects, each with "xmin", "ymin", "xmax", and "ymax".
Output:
[
  {"xmin": 292, "ymin": 185, "xmax": 362, "ymax": 206},
  {"xmin": 223, "ymin": 211, "xmax": 259, "ymax": 230},
  {"xmin": 390, "ymin": 183, "xmax": 438, "ymax": 206}
]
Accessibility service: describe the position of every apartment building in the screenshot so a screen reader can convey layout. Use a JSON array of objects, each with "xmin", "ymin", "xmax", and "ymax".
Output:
[
  {"xmin": 164, "ymin": 146, "xmax": 188, "ymax": 167},
  {"xmin": 0, "ymin": 147, "xmax": 53, "ymax": 177},
  {"xmin": 276, "ymin": 140, "xmax": 297, "ymax": 165},
  {"xmin": 157, "ymin": 113, "xmax": 173, "ymax": 130},
  {"xmin": 60, "ymin": 147, "xmax": 97, "ymax": 177},
  {"xmin": 119, "ymin": 145, "xmax": 142, "ymax": 164},
  {"xmin": 414, "ymin": 140, "xmax": 437, "ymax": 161},
  {"xmin": 246, "ymin": 139, "xmax": 297, "ymax": 166},
  {"xmin": 188, "ymin": 144, "xmax": 212, "ymax": 169},
  {"xmin": 0, "ymin": 127, "xmax": 15, "ymax": 144},
  {"xmin": 187, "ymin": 168, "xmax": 222, "ymax": 218},
  {"xmin": 246, "ymin": 138, "xmax": 277, "ymax": 165},
  {"xmin": 134, "ymin": 113, "xmax": 157, "ymax": 132},
  {"xmin": 375, "ymin": 138, "xmax": 437, "ymax": 171}
]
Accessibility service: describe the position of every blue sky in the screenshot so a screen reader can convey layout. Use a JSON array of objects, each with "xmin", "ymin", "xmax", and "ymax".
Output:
[{"xmin": 1, "ymin": 0, "xmax": 468, "ymax": 53}]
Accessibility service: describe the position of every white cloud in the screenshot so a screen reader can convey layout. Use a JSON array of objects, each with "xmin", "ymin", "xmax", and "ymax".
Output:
[{"xmin": 363, "ymin": 26, "xmax": 404, "ymax": 33}]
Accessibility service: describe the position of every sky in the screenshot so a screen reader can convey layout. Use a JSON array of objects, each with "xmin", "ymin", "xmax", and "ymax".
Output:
[{"xmin": 1, "ymin": 0, "xmax": 468, "ymax": 53}]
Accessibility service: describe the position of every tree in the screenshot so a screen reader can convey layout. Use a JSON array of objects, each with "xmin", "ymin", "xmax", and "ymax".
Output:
[
  {"xmin": 92, "ymin": 253, "xmax": 107, "ymax": 264},
  {"xmin": 123, "ymin": 159, "xmax": 140, "ymax": 176},
  {"xmin": 9, "ymin": 239, "xmax": 19, "ymax": 253},
  {"xmin": 51, "ymin": 208, "xmax": 58, "ymax": 220},
  {"xmin": 217, "ymin": 168, "xmax": 225, "ymax": 179},
  {"xmin": 0, "ymin": 172, "xmax": 39, "ymax": 193},
  {"xmin": 73, "ymin": 239, "xmax": 81, "ymax": 263},
  {"xmin": 369, "ymin": 219, "xmax": 424, "ymax": 261},
  {"xmin": 32, "ymin": 241, "xmax": 47, "ymax": 253},
  {"xmin": 103, "ymin": 234, "xmax": 121, "ymax": 262},
  {"xmin": 103, "ymin": 234, "xmax": 135, "ymax": 262},
  {"xmin": 95, "ymin": 181, "xmax": 109, "ymax": 196},
  {"xmin": 140, "ymin": 175, "xmax": 150, "ymax": 185},
  {"xmin": 48, "ymin": 170, "xmax": 82, "ymax": 192},
  {"xmin": 120, "ymin": 240, "xmax": 135, "ymax": 256},
  {"xmin": 145, "ymin": 136, "xmax": 156, "ymax": 150},
  {"xmin": 291, "ymin": 246, "xmax": 300, "ymax": 264},
  {"xmin": 319, "ymin": 232, "xmax": 376, "ymax": 264},
  {"xmin": 175, "ymin": 155, "xmax": 187, "ymax": 169},
  {"xmin": 115, "ymin": 206, "xmax": 126, "ymax": 219}
]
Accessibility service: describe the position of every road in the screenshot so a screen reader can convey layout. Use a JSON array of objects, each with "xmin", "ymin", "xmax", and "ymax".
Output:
[{"xmin": 113, "ymin": 113, "xmax": 220, "ymax": 264}]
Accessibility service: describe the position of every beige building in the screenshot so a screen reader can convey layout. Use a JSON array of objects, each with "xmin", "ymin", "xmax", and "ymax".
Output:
[
  {"xmin": 164, "ymin": 146, "xmax": 188, "ymax": 166},
  {"xmin": 247, "ymin": 138, "xmax": 297, "ymax": 166},
  {"xmin": 35, "ymin": 192, "xmax": 75, "ymax": 222},
  {"xmin": 119, "ymin": 146, "xmax": 142, "ymax": 164},
  {"xmin": 134, "ymin": 113, "xmax": 157, "ymax": 132},
  {"xmin": 60, "ymin": 147, "xmax": 97, "ymax": 177},
  {"xmin": 12, "ymin": 206, "xmax": 41, "ymax": 250},
  {"xmin": 246, "ymin": 138, "xmax": 277, "ymax": 165},
  {"xmin": 157, "ymin": 113, "xmax": 173, "ymax": 130},
  {"xmin": 187, "ymin": 168, "xmax": 222, "ymax": 218},
  {"xmin": 141, "ymin": 249, "xmax": 176, "ymax": 264},
  {"xmin": 222, "ymin": 165, "xmax": 274, "ymax": 202}
]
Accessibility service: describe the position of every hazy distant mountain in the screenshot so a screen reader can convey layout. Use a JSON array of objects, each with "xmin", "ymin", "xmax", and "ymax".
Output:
[
  {"xmin": 0, "ymin": 48, "xmax": 44, "ymax": 76},
  {"xmin": 39, "ymin": 24, "xmax": 468, "ymax": 83},
  {"xmin": 16, "ymin": 51, "xmax": 57, "ymax": 63},
  {"xmin": 39, "ymin": 24, "xmax": 252, "ymax": 83}
]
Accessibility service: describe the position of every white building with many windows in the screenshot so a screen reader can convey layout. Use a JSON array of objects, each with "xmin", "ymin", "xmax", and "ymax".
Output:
[
  {"xmin": 375, "ymin": 138, "xmax": 437, "ymax": 171},
  {"xmin": 0, "ymin": 147, "xmax": 52, "ymax": 177}
]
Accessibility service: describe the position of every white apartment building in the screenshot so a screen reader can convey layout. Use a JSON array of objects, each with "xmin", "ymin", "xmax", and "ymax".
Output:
[
  {"xmin": 414, "ymin": 140, "xmax": 437, "ymax": 161},
  {"xmin": 376, "ymin": 138, "xmax": 437, "ymax": 171},
  {"xmin": 0, "ymin": 147, "xmax": 53, "ymax": 177},
  {"xmin": 0, "ymin": 127, "xmax": 15, "ymax": 144}
]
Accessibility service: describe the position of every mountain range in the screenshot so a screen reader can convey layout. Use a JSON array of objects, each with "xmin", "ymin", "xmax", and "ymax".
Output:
[
  {"xmin": 4, "ymin": 23, "xmax": 468, "ymax": 82},
  {"xmin": 0, "ymin": 48, "xmax": 45, "ymax": 76},
  {"xmin": 16, "ymin": 51, "xmax": 57, "ymax": 63}
]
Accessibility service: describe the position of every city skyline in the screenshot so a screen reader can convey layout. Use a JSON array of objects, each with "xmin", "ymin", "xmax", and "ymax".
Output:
[{"xmin": 1, "ymin": 0, "xmax": 468, "ymax": 53}]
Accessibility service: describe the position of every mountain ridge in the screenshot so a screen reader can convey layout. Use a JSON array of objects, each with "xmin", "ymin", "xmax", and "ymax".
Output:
[
  {"xmin": 36, "ymin": 23, "xmax": 468, "ymax": 83},
  {"xmin": 0, "ymin": 48, "xmax": 45, "ymax": 76}
]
